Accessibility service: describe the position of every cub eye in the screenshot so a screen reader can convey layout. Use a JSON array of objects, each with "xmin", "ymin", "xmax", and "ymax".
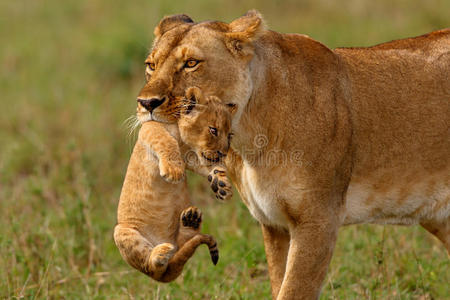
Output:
[
  {"xmin": 209, "ymin": 127, "xmax": 218, "ymax": 136},
  {"xmin": 184, "ymin": 59, "xmax": 200, "ymax": 69},
  {"xmin": 146, "ymin": 62, "xmax": 155, "ymax": 71}
]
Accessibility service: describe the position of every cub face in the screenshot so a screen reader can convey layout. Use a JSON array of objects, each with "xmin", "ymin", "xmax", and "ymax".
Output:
[{"xmin": 178, "ymin": 87, "xmax": 236, "ymax": 165}]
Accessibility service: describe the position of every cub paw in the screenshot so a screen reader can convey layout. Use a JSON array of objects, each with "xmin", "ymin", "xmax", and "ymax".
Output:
[
  {"xmin": 181, "ymin": 207, "xmax": 202, "ymax": 229},
  {"xmin": 150, "ymin": 243, "xmax": 176, "ymax": 270},
  {"xmin": 159, "ymin": 159, "xmax": 185, "ymax": 183},
  {"xmin": 208, "ymin": 167, "xmax": 232, "ymax": 201}
]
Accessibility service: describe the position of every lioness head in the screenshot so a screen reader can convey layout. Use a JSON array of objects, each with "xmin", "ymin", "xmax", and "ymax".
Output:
[
  {"xmin": 178, "ymin": 87, "xmax": 236, "ymax": 165},
  {"xmin": 136, "ymin": 10, "xmax": 265, "ymax": 124}
]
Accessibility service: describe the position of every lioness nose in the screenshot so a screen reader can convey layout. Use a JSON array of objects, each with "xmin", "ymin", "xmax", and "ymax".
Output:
[{"xmin": 137, "ymin": 97, "xmax": 166, "ymax": 111}]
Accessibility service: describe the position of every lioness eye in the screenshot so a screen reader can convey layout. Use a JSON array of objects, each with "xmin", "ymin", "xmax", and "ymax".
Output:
[
  {"xmin": 209, "ymin": 127, "xmax": 218, "ymax": 136},
  {"xmin": 147, "ymin": 63, "xmax": 155, "ymax": 71},
  {"xmin": 184, "ymin": 59, "xmax": 199, "ymax": 69}
]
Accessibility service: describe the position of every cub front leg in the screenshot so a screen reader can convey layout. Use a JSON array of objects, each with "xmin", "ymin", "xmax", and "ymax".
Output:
[
  {"xmin": 158, "ymin": 157, "xmax": 185, "ymax": 183},
  {"xmin": 208, "ymin": 166, "xmax": 233, "ymax": 201},
  {"xmin": 182, "ymin": 148, "xmax": 233, "ymax": 201},
  {"xmin": 139, "ymin": 122, "xmax": 185, "ymax": 183}
]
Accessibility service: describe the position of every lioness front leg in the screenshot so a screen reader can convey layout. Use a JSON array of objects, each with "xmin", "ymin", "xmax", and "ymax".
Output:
[
  {"xmin": 277, "ymin": 213, "xmax": 340, "ymax": 300},
  {"xmin": 261, "ymin": 224, "xmax": 290, "ymax": 299}
]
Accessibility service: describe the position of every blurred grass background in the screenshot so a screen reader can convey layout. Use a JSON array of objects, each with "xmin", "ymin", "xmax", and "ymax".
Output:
[{"xmin": 0, "ymin": 0, "xmax": 449, "ymax": 299}]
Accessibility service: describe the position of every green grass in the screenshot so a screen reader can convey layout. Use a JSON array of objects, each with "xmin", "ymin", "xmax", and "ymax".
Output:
[{"xmin": 0, "ymin": 0, "xmax": 448, "ymax": 299}]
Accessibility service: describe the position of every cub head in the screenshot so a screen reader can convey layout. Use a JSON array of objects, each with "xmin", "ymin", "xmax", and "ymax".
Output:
[
  {"xmin": 136, "ymin": 10, "xmax": 265, "ymax": 124},
  {"xmin": 178, "ymin": 87, "xmax": 236, "ymax": 165}
]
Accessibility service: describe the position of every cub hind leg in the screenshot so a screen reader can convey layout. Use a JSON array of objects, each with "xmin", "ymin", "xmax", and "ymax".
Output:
[
  {"xmin": 113, "ymin": 224, "xmax": 176, "ymax": 279},
  {"xmin": 421, "ymin": 219, "xmax": 450, "ymax": 254},
  {"xmin": 156, "ymin": 207, "xmax": 219, "ymax": 282},
  {"xmin": 177, "ymin": 206, "xmax": 219, "ymax": 265},
  {"xmin": 176, "ymin": 206, "xmax": 203, "ymax": 245}
]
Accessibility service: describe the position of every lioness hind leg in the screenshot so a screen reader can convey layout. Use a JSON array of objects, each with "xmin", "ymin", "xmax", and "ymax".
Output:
[
  {"xmin": 113, "ymin": 224, "xmax": 176, "ymax": 279},
  {"xmin": 421, "ymin": 219, "xmax": 450, "ymax": 254}
]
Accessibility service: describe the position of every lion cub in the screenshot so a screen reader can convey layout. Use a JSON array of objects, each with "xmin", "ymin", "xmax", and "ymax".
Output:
[{"xmin": 114, "ymin": 88, "xmax": 235, "ymax": 282}]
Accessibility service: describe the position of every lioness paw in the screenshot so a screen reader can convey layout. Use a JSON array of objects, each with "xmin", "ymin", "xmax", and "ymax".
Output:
[
  {"xmin": 159, "ymin": 159, "xmax": 185, "ymax": 183},
  {"xmin": 208, "ymin": 167, "xmax": 232, "ymax": 201},
  {"xmin": 181, "ymin": 207, "xmax": 202, "ymax": 229}
]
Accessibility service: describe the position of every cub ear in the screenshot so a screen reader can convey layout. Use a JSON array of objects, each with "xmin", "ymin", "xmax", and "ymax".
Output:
[
  {"xmin": 225, "ymin": 103, "xmax": 238, "ymax": 115},
  {"xmin": 154, "ymin": 14, "xmax": 194, "ymax": 38},
  {"xmin": 225, "ymin": 10, "xmax": 266, "ymax": 57}
]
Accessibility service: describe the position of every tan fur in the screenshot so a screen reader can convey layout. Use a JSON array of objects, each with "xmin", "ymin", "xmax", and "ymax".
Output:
[
  {"xmin": 136, "ymin": 11, "xmax": 449, "ymax": 299},
  {"xmin": 114, "ymin": 91, "xmax": 235, "ymax": 282}
]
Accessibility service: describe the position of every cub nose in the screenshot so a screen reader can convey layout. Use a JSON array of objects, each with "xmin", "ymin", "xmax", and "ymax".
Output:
[{"xmin": 137, "ymin": 97, "xmax": 166, "ymax": 111}]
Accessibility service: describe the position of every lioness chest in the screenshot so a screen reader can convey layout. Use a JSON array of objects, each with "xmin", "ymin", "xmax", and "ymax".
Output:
[{"xmin": 239, "ymin": 161, "xmax": 290, "ymax": 228}]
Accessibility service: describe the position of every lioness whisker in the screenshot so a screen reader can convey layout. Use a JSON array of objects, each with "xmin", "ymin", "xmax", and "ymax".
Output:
[{"xmin": 123, "ymin": 115, "xmax": 141, "ymax": 138}]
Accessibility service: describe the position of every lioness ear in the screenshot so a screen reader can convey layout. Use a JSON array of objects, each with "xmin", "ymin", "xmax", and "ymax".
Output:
[
  {"xmin": 154, "ymin": 14, "xmax": 194, "ymax": 38},
  {"xmin": 225, "ymin": 10, "xmax": 266, "ymax": 57}
]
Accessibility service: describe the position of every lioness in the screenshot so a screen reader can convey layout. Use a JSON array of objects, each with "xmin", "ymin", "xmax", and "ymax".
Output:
[
  {"xmin": 135, "ymin": 11, "xmax": 449, "ymax": 299},
  {"xmin": 114, "ymin": 88, "xmax": 235, "ymax": 282}
]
